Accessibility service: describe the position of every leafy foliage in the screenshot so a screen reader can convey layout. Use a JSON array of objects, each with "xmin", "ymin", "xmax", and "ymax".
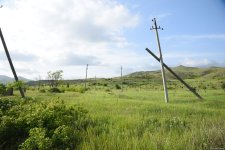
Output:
[
  {"xmin": 47, "ymin": 70, "xmax": 63, "ymax": 87},
  {"xmin": 1, "ymin": 81, "xmax": 26, "ymax": 96},
  {"xmin": 39, "ymin": 89, "xmax": 46, "ymax": 93},
  {"xmin": 0, "ymin": 97, "xmax": 90, "ymax": 149},
  {"xmin": 0, "ymin": 83, "xmax": 6, "ymax": 95},
  {"xmin": 115, "ymin": 84, "xmax": 121, "ymax": 89},
  {"xmin": 20, "ymin": 128, "xmax": 52, "ymax": 150},
  {"xmin": 48, "ymin": 87, "xmax": 64, "ymax": 93},
  {"xmin": 9, "ymin": 81, "xmax": 25, "ymax": 90}
]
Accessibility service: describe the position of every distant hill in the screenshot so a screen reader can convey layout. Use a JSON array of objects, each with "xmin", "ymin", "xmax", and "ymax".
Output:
[
  {"xmin": 0, "ymin": 75, "xmax": 13, "ymax": 84},
  {"xmin": 24, "ymin": 66, "xmax": 225, "ymax": 86},
  {"xmin": 126, "ymin": 65, "xmax": 225, "ymax": 80},
  {"xmin": 0, "ymin": 75, "xmax": 32, "ymax": 84}
]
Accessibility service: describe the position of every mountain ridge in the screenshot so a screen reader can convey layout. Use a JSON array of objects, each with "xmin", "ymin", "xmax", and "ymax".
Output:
[
  {"xmin": 1, "ymin": 66, "xmax": 225, "ymax": 85},
  {"xmin": 0, "ymin": 75, "xmax": 31, "ymax": 84},
  {"xmin": 126, "ymin": 65, "xmax": 225, "ymax": 80}
]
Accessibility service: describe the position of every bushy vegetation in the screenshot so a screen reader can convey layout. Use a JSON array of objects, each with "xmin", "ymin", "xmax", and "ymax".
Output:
[
  {"xmin": 0, "ymin": 97, "xmax": 91, "ymax": 149},
  {"xmin": 115, "ymin": 84, "xmax": 121, "ymax": 89},
  {"xmin": 1, "ymin": 88, "xmax": 225, "ymax": 149},
  {"xmin": 0, "ymin": 83, "xmax": 6, "ymax": 95},
  {"xmin": 39, "ymin": 88, "xmax": 46, "ymax": 93},
  {"xmin": 48, "ymin": 87, "xmax": 64, "ymax": 93},
  {"xmin": 0, "ymin": 81, "xmax": 26, "ymax": 96}
]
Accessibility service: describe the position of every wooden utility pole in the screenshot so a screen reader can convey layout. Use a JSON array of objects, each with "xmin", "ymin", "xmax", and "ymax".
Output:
[
  {"xmin": 121, "ymin": 66, "xmax": 123, "ymax": 91},
  {"xmin": 0, "ymin": 28, "xmax": 25, "ymax": 98},
  {"xmin": 150, "ymin": 18, "xmax": 169, "ymax": 103},
  {"xmin": 84, "ymin": 64, "xmax": 88, "ymax": 90}
]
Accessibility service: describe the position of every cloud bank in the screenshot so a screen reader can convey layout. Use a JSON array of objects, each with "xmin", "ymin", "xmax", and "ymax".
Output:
[{"xmin": 0, "ymin": 0, "xmax": 141, "ymax": 79}]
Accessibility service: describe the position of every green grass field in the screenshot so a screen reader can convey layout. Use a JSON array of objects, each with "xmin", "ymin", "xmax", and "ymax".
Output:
[
  {"xmin": 20, "ymin": 87, "xmax": 225, "ymax": 150},
  {"xmin": 1, "ymin": 66, "xmax": 225, "ymax": 149}
]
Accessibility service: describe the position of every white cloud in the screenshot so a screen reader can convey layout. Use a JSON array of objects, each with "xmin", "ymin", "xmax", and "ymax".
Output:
[
  {"xmin": 148, "ymin": 12, "xmax": 172, "ymax": 23},
  {"xmin": 0, "ymin": 0, "xmax": 141, "ymax": 79},
  {"xmin": 155, "ymin": 13, "xmax": 172, "ymax": 21},
  {"xmin": 181, "ymin": 58, "xmax": 218, "ymax": 67},
  {"xmin": 163, "ymin": 34, "xmax": 225, "ymax": 41}
]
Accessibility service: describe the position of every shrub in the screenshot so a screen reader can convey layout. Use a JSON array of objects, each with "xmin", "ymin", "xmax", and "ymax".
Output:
[
  {"xmin": 76, "ymin": 87, "xmax": 86, "ymax": 93},
  {"xmin": 0, "ymin": 98, "xmax": 18, "ymax": 113},
  {"xmin": 48, "ymin": 87, "xmax": 63, "ymax": 93},
  {"xmin": 0, "ymin": 84, "xmax": 14, "ymax": 96},
  {"xmin": 0, "ymin": 83, "xmax": 6, "ymax": 95},
  {"xmin": 52, "ymin": 125, "xmax": 75, "ymax": 149},
  {"xmin": 39, "ymin": 89, "xmax": 46, "ymax": 93},
  {"xmin": 66, "ymin": 83, "xmax": 70, "ymax": 88},
  {"xmin": 105, "ymin": 88, "xmax": 111, "ymax": 92},
  {"xmin": 115, "ymin": 84, "xmax": 121, "ymax": 89},
  {"xmin": 0, "ymin": 98, "xmax": 91, "ymax": 149},
  {"xmin": 19, "ymin": 128, "xmax": 52, "ymax": 150}
]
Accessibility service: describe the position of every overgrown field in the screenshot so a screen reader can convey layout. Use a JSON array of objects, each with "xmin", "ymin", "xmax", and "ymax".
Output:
[
  {"xmin": 1, "ymin": 85, "xmax": 224, "ymax": 150},
  {"xmin": 1, "ymin": 66, "xmax": 225, "ymax": 149}
]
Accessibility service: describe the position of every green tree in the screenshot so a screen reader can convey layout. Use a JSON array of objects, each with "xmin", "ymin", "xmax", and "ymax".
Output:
[
  {"xmin": 47, "ymin": 70, "xmax": 63, "ymax": 87},
  {"xmin": 0, "ymin": 98, "xmax": 90, "ymax": 149}
]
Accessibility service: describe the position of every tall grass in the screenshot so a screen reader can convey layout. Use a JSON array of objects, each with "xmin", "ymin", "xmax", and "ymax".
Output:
[{"xmin": 12, "ymin": 87, "xmax": 225, "ymax": 149}]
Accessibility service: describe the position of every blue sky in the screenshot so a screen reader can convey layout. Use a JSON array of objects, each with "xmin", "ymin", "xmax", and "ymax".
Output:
[
  {"xmin": 0, "ymin": 0, "xmax": 225, "ymax": 79},
  {"xmin": 120, "ymin": 0, "xmax": 225, "ymax": 65}
]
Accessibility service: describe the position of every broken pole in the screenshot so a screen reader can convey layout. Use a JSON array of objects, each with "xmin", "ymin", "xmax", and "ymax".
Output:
[
  {"xmin": 145, "ymin": 48, "xmax": 203, "ymax": 100},
  {"xmin": 150, "ymin": 18, "xmax": 169, "ymax": 103},
  {"xmin": 0, "ymin": 28, "xmax": 25, "ymax": 98}
]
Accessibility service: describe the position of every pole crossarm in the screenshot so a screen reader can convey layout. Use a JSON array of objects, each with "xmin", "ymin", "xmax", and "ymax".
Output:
[
  {"xmin": 0, "ymin": 28, "xmax": 25, "ymax": 98},
  {"xmin": 145, "ymin": 48, "xmax": 203, "ymax": 100},
  {"xmin": 150, "ymin": 18, "xmax": 164, "ymax": 30}
]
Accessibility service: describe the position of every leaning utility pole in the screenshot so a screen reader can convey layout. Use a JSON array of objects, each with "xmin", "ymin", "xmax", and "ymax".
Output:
[
  {"xmin": 146, "ymin": 48, "xmax": 203, "ymax": 100},
  {"xmin": 84, "ymin": 64, "xmax": 88, "ymax": 90},
  {"xmin": 0, "ymin": 28, "xmax": 25, "ymax": 98},
  {"xmin": 150, "ymin": 18, "xmax": 169, "ymax": 103}
]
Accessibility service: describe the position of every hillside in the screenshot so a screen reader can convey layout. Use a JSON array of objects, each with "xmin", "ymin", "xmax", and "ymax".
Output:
[
  {"xmin": 126, "ymin": 65, "xmax": 225, "ymax": 80},
  {"xmin": 15, "ymin": 66, "xmax": 225, "ymax": 86},
  {"xmin": 0, "ymin": 75, "xmax": 31, "ymax": 84}
]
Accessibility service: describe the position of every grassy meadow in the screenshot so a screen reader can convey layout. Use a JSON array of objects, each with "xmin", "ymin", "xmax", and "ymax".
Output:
[
  {"xmin": 16, "ymin": 84, "xmax": 225, "ymax": 149},
  {"xmin": 1, "ymin": 66, "xmax": 225, "ymax": 149}
]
